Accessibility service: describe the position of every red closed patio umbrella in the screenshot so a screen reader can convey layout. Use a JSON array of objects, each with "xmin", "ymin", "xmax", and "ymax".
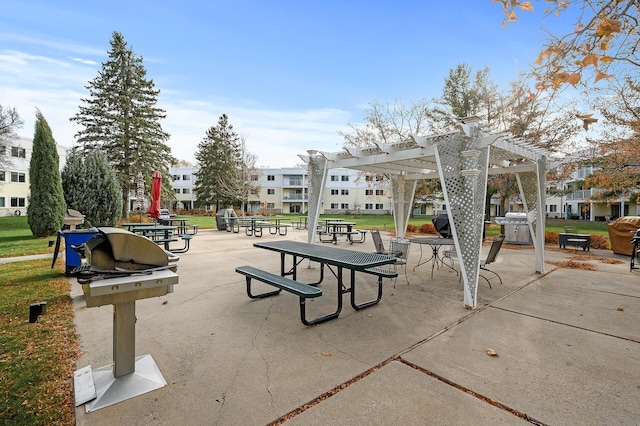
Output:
[{"xmin": 148, "ymin": 171, "xmax": 162, "ymax": 220}]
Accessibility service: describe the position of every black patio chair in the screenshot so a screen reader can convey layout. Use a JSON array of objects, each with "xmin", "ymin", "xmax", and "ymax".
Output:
[
  {"xmin": 370, "ymin": 228, "xmax": 393, "ymax": 255},
  {"xmin": 389, "ymin": 237, "xmax": 411, "ymax": 287},
  {"xmin": 479, "ymin": 234, "xmax": 505, "ymax": 288}
]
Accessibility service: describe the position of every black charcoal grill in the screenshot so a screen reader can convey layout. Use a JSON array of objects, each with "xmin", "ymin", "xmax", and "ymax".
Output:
[{"xmin": 432, "ymin": 213, "xmax": 451, "ymax": 238}]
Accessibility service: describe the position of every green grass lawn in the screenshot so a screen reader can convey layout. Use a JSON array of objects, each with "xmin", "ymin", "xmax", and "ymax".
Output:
[{"xmin": 0, "ymin": 217, "xmax": 57, "ymax": 258}]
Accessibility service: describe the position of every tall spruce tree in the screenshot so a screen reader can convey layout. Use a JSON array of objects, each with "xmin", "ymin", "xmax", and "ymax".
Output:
[
  {"xmin": 27, "ymin": 110, "xmax": 65, "ymax": 237},
  {"xmin": 194, "ymin": 114, "xmax": 242, "ymax": 209},
  {"xmin": 71, "ymin": 31, "xmax": 175, "ymax": 218},
  {"xmin": 61, "ymin": 148, "xmax": 86, "ymax": 211}
]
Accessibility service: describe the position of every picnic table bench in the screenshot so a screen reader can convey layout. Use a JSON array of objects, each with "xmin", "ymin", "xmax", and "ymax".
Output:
[{"xmin": 236, "ymin": 266, "xmax": 323, "ymax": 326}]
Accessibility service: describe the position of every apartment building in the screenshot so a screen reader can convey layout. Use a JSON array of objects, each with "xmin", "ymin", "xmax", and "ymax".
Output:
[
  {"xmin": 0, "ymin": 136, "xmax": 68, "ymax": 216},
  {"xmin": 167, "ymin": 166, "xmax": 395, "ymax": 214}
]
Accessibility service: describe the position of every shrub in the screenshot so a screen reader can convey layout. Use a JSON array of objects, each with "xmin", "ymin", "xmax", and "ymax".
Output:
[
  {"xmin": 406, "ymin": 224, "xmax": 417, "ymax": 233},
  {"xmin": 545, "ymin": 231, "xmax": 559, "ymax": 244},
  {"xmin": 590, "ymin": 234, "xmax": 610, "ymax": 250},
  {"xmin": 419, "ymin": 223, "xmax": 437, "ymax": 234}
]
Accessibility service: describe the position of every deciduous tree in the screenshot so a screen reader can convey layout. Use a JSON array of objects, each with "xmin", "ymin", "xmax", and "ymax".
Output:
[
  {"xmin": 0, "ymin": 105, "xmax": 23, "ymax": 169},
  {"xmin": 27, "ymin": 110, "xmax": 65, "ymax": 237},
  {"xmin": 71, "ymin": 31, "xmax": 175, "ymax": 218},
  {"xmin": 496, "ymin": 0, "xmax": 639, "ymax": 91}
]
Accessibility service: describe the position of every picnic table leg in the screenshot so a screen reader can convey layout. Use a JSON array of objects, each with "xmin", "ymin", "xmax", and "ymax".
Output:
[{"xmin": 350, "ymin": 268, "xmax": 383, "ymax": 310}]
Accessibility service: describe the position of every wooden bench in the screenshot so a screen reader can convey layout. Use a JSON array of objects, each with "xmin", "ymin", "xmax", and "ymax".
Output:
[{"xmin": 236, "ymin": 266, "xmax": 332, "ymax": 326}]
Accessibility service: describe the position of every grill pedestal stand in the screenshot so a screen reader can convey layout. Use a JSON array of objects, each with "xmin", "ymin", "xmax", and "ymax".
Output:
[{"xmin": 74, "ymin": 270, "xmax": 179, "ymax": 412}]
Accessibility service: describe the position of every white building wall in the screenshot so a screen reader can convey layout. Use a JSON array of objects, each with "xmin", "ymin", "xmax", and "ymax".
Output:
[{"xmin": 0, "ymin": 136, "xmax": 69, "ymax": 216}]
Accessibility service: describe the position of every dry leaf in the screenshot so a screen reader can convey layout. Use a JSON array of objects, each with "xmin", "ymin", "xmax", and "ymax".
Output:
[
  {"xmin": 519, "ymin": 2, "xmax": 534, "ymax": 11},
  {"xmin": 616, "ymin": 306, "xmax": 624, "ymax": 311},
  {"xmin": 322, "ymin": 352, "xmax": 332, "ymax": 357},
  {"xmin": 581, "ymin": 54, "xmax": 599, "ymax": 68},
  {"xmin": 486, "ymin": 348, "xmax": 499, "ymax": 357}
]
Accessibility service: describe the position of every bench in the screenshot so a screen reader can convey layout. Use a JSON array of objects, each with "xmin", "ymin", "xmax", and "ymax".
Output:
[
  {"xmin": 318, "ymin": 230, "xmax": 362, "ymax": 244},
  {"xmin": 362, "ymin": 266, "xmax": 398, "ymax": 284},
  {"xmin": 171, "ymin": 234, "xmax": 193, "ymax": 254},
  {"xmin": 269, "ymin": 223, "xmax": 291, "ymax": 236},
  {"xmin": 236, "ymin": 266, "xmax": 331, "ymax": 326},
  {"xmin": 559, "ymin": 227, "xmax": 591, "ymax": 251}
]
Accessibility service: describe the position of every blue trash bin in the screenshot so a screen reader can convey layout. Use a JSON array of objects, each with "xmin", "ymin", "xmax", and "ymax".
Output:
[{"xmin": 51, "ymin": 229, "xmax": 99, "ymax": 275}]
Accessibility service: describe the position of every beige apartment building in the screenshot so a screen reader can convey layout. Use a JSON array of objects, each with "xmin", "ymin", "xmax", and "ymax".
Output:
[{"xmin": 0, "ymin": 136, "xmax": 69, "ymax": 217}]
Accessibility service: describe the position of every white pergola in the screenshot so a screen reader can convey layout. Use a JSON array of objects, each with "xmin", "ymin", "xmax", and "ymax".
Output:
[{"xmin": 299, "ymin": 118, "xmax": 552, "ymax": 309}]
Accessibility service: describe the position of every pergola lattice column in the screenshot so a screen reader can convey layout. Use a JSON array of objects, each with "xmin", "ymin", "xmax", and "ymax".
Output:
[
  {"xmin": 390, "ymin": 173, "xmax": 417, "ymax": 238},
  {"xmin": 434, "ymin": 133, "xmax": 489, "ymax": 309},
  {"xmin": 306, "ymin": 151, "xmax": 328, "ymax": 243},
  {"xmin": 515, "ymin": 158, "xmax": 546, "ymax": 273}
]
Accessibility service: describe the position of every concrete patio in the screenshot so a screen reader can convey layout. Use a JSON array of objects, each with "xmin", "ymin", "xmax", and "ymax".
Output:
[{"xmin": 72, "ymin": 227, "xmax": 640, "ymax": 425}]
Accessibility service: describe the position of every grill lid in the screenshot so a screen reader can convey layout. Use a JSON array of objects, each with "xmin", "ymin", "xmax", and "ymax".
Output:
[{"xmin": 74, "ymin": 227, "xmax": 178, "ymax": 283}]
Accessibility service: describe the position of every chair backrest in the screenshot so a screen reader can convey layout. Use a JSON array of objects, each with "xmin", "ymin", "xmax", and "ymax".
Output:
[
  {"xmin": 485, "ymin": 234, "xmax": 505, "ymax": 265},
  {"xmin": 371, "ymin": 228, "xmax": 386, "ymax": 253},
  {"xmin": 390, "ymin": 237, "xmax": 410, "ymax": 260}
]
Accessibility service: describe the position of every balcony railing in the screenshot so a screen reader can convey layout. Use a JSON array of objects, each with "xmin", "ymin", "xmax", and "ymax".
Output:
[{"xmin": 283, "ymin": 194, "xmax": 308, "ymax": 201}]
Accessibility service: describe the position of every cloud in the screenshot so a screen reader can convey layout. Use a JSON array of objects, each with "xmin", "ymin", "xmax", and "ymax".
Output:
[{"xmin": 2, "ymin": 49, "xmax": 352, "ymax": 168}]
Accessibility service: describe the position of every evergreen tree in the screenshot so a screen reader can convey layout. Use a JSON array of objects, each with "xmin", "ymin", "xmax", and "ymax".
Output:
[
  {"xmin": 83, "ymin": 152, "xmax": 122, "ymax": 226},
  {"xmin": 61, "ymin": 148, "xmax": 86, "ymax": 211},
  {"xmin": 62, "ymin": 151, "xmax": 122, "ymax": 226},
  {"xmin": 194, "ymin": 114, "xmax": 241, "ymax": 208},
  {"xmin": 27, "ymin": 110, "xmax": 65, "ymax": 237},
  {"xmin": 71, "ymin": 31, "xmax": 175, "ymax": 218}
]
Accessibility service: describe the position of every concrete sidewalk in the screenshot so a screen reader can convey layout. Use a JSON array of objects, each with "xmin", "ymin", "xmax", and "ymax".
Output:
[{"xmin": 71, "ymin": 228, "xmax": 640, "ymax": 425}]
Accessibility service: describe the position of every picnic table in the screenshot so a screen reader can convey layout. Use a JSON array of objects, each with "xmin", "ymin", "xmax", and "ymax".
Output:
[
  {"xmin": 238, "ymin": 240, "xmax": 397, "ymax": 325},
  {"xmin": 131, "ymin": 225, "xmax": 177, "ymax": 250},
  {"xmin": 410, "ymin": 237, "xmax": 456, "ymax": 277},
  {"xmin": 318, "ymin": 221, "xmax": 364, "ymax": 244},
  {"xmin": 238, "ymin": 216, "xmax": 270, "ymax": 237},
  {"xmin": 159, "ymin": 217, "xmax": 197, "ymax": 235}
]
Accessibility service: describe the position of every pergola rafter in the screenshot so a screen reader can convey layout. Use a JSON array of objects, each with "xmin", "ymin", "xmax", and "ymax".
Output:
[{"xmin": 299, "ymin": 118, "xmax": 552, "ymax": 309}]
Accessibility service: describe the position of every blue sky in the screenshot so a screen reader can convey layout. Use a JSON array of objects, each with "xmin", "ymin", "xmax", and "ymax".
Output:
[{"xmin": 1, "ymin": 1, "xmax": 572, "ymax": 168}]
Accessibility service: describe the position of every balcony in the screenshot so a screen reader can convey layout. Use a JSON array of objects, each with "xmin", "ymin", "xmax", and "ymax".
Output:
[{"xmin": 282, "ymin": 194, "xmax": 308, "ymax": 201}]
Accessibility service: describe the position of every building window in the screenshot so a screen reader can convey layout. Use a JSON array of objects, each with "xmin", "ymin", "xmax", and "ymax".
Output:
[
  {"xmin": 341, "ymin": 189, "xmax": 349, "ymax": 195},
  {"xmin": 549, "ymin": 205, "xmax": 557, "ymax": 212},
  {"xmin": 0, "ymin": 145, "xmax": 6, "ymax": 156},
  {"xmin": 11, "ymin": 197, "xmax": 26, "ymax": 207},
  {"xmin": 365, "ymin": 203, "xmax": 373, "ymax": 210},
  {"xmin": 0, "ymin": 171, "xmax": 4, "ymax": 182},
  {"xmin": 289, "ymin": 176, "xmax": 302, "ymax": 186},
  {"xmin": 251, "ymin": 174, "xmax": 259, "ymax": 181},
  {"xmin": 174, "ymin": 188, "xmax": 181, "ymax": 194},
  {"xmin": 182, "ymin": 188, "xmax": 190, "ymax": 194},
  {"xmin": 172, "ymin": 174, "xmax": 180, "ymax": 180},
  {"xmin": 267, "ymin": 189, "xmax": 275, "ymax": 195},
  {"xmin": 341, "ymin": 175, "xmax": 349, "ymax": 181},
  {"xmin": 365, "ymin": 175, "xmax": 373, "ymax": 182},
  {"xmin": 267, "ymin": 202, "xmax": 275, "ymax": 208},
  {"xmin": 182, "ymin": 175, "xmax": 190, "ymax": 180},
  {"xmin": 10, "ymin": 172, "xmax": 25, "ymax": 183},
  {"xmin": 376, "ymin": 203, "xmax": 384, "ymax": 209},
  {"xmin": 0, "ymin": 197, "xmax": 4, "ymax": 207},
  {"xmin": 267, "ymin": 175, "xmax": 275, "ymax": 181},
  {"xmin": 341, "ymin": 203, "xmax": 349, "ymax": 209},
  {"xmin": 330, "ymin": 203, "xmax": 339, "ymax": 209},
  {"xmin": 11, "ymin": 147, "xmax": 26, "ymax": 158},
  {"xmin": 330, "ymin": 189, "xmax": 338, "ymax": 195},
  {"xmin": 365, "ymin": 189, "xmax": 373, "ymax": 195},
  {"xmin": 330, "ymin": 175, "xmax": 339, "ymax": 181},
  {"xmin": 376, "ymin": 189, "xmax": 384, "ymax": 196}
]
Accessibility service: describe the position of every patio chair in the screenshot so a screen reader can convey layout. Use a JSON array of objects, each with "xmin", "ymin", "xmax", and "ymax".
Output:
[
  {"xmin": 479, "ymin": 234, "xmax": 505, "ymax": 288},
  {"xmin": 389, "ymin": 237, "xmax": 411, "ymax": 287},
  {"xmin": 371, "ymin": 228, "xmax": 393, "ymax": 255}
]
